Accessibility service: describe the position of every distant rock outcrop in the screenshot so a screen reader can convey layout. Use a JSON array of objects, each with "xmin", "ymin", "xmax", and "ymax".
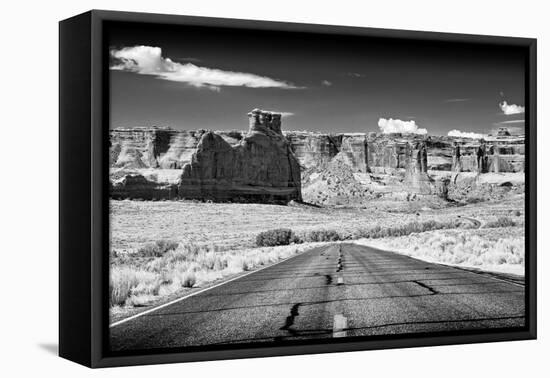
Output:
[
  {"xmin": 284, "ymin": 132, "xmax": 340, "ymax": 170},
  {"xmin": 404, "ymin": 141, "xmax": 433, "ymax": 195},
  {"xmin": 284, "ymin": 132, "xmax": 369, "ymax": 173},
  {"xmin": 110, "ymin": 174, "xmax": 178, "ymax": 200},
  {"xmin": 111, "ymin": 126, "xmax": 525, "ymax": 175},
  {"xmin": 109, "ymin": 122, "xmax": 525, "ymax": 204},
  {"xmin": 110, "ymin": 128, "xmax": 243, "ymax": 170},
  {"xmin": 177, "ymin": 109, "xmax": 302, "ymax": 203}
]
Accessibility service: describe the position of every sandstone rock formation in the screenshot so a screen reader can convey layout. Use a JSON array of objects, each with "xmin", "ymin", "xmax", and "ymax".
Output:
[
  {"xmin": 445, "ymin": 172, "xmax": 525, "ymax": 203},
  {"xmin": 177, "ymin": 109, "xmax": 302, "ymax": 203},
  {"xmin": 111, "ymin": 127, "xmax": 525, "ymax": 175},
  {"xmin": 448, "ymin": 135, "xmax": 524, "ymax": 173},
  {"xmin": 284, "ymin": 132, "xmax": 369, "ymax": 173},
  {"xmin": 284, "ymin": 132, "xmax": 340, "ymax": 170},
  {"xmin": 110, "ymin": 174, "xmax": 178, "ymax": 200},
  {"xmin": 109, "ymin": 121, "xmax": 525, "ymax": 205},
  {"xmin": 339, "ymin": 134, "xmax": 369, "ymax": 173},
  {"xmin": 110, "ymin": 127, "xmax": 243, "ymax": 170},
  {"xmin": 404, "ymin": 141, "xmax": 432, "ymax": 195},
  {"xmin": 301, "ymin": 154, "xmax": 372, "ymax": 206}
]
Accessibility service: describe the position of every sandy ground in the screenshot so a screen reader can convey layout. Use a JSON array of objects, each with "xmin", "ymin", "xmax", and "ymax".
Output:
[{"xmin": 110, "ymin": 195, "xmax": 525, "ymax": 253}]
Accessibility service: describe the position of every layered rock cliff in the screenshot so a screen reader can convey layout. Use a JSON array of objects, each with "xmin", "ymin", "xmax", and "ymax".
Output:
[
  {"xmin": 111, "ymin": 127, "xmax": 525, "ymax": 175},
  {"xmin": 111, "ymin": 109, "xmax": 301, "ymax": 203},
  {"xmin": 110, "ymin": 128, "xmax": 243, "ymax": 169},
  {"xmin": 177, "ymin": 109, "xmax": 302, "ymax": 203},
  {"xmin": 110, "ymin": 117, "xmax": 525, "ymax": 205},
  {"xmin": 284, "ymin": 132, "xmax": 369, "ymax": 172}
]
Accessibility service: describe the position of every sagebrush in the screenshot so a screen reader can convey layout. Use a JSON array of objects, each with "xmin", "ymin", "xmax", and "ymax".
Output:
[{"xmin": 256, "ymin": 228, "xmax": 295, "ymax": 246}]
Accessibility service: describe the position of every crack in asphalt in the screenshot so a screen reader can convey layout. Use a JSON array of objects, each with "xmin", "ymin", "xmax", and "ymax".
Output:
[
  {"xmin": 147, "ymin": 288, "xmax": 524, "ymax": 317},
  {"xmin": 196, "ymin": 277, "xmax": 505, "ymax": 297},
  {"xmin": 280, "ymin": 303, "xmax": 301, "ymax": 336},
  {"xmin": 213, "ymin": 314, "xmax": 526, "ymax": 345},
  {"xmin": 413, "ymin": 280, "xmax": 439, "ymax": 295}
]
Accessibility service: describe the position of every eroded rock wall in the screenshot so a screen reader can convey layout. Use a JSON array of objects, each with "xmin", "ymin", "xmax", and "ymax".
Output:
[
  {"xmin": 110, "ymin": 128, "xmax": 244, "ymax": 169},
  {"xmin": 177, "ymin": 109, "xmax": 302, "ymax": 203},
  {"xmin": 110, "ymin": 120, "xmax": 525, "ymax": 203},
  {"xmin": 339, "ymin": 134, "xmax": 369, "ymax": 173},
  {"xmin": 111, "ymin": 111, "xmax": 301, "ymax": 203},
  {"xmin": 284, "ymin": 132, "xmax": 340, "ymax": 170},
  {"xmin": 111, "ymin": 127, "xmax": 525, "ymax": 175}
]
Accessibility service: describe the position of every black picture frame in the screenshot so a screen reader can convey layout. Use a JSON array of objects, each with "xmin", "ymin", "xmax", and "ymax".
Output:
[{"xmin": 59, "ymin": 9, "xmax": 537, "ymax": 368}]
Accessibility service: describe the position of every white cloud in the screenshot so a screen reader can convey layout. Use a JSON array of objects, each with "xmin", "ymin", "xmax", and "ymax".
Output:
[
  {"xmin": 378, "ymin": 118, "xmax": 427, "ymax": 135},
  {"xmin": 447, "ymin": 129, "xmax": 486, "ymax": 139},
  {"xmin": 110, "ymin": 45, "xmax": 301, "ymax": 90},
  {"xmin": 265, "ymin": 110, "xmax": 294, "ymax": 118},
  {"xmin": 499, "ymin": 101, "xmax": 525, "ymax": 115},
  {"xmin": 321, "ymin": 80, "xmax": 332, "ymax": 86}
]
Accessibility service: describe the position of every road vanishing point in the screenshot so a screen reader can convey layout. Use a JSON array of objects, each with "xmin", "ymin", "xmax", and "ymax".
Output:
[{"xmin": 110, "ymin": 244, "xmax": 525, "ymax": 351}]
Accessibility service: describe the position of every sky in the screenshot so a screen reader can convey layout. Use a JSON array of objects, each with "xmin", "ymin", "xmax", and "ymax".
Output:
[{"xmin": 108, "ymin": 22, "xmax": 527, "ymax": 136}]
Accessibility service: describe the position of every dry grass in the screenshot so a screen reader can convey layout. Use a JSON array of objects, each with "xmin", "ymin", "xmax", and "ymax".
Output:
[
  {"xmin": 483, "ymin": 216, "xmax": 518, "ymax": 228},
  {"xmin": 358, "ymin": 227, "xmax": 525, "ymax": 275},
  {"xmin": 110, "ymin": 267, "xmax": 161, "ymax": 307},
  {"xmin": 110, "ymin": 241, "xmax": 311, "ymax": 317}
]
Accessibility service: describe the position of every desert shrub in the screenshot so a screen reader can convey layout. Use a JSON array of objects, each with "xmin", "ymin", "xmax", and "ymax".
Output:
[
  {"xmin": 109, "ymin": 266, "xmax": 159, "ymax": 307},
  {"xmin": 290, "ymin": 233, "xmax": 304, "ymax": 244},
  {"xmin": 228, "ymin": 256, "xmax": 250, "ymax": 272},
  {"xmin": 126, "ymin": 294, "xmax": 156, "ymax": 307},
  {"xmin": 135, "ymin": 239, "xmax": 179, "ymax": 258},
  {"xmin": 304, "ymin": 229, "xmax": 342, "ymax": 242},
  {"xmin": 466, "ymin": 196, "xmax": 484, "ymax": 204},
  {"xmin": 352, "ymin": 219, "xmax": 459, "ymax": 240},
  {"xmin": 485, "ymin": 217, "xmax": 516, "ymax": 228},
  {"xmin": 256, "ymin": 228, "xmax": 295, "ymax": 247},
  {"xmin": 181, "ymin": 271, "xmax": 196, "ymax": 288}
]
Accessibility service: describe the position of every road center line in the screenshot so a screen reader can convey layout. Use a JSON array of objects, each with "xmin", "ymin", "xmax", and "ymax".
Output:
[{"xmin": 333, "ymin": 314, "xmax": 348, "ymax": 338}]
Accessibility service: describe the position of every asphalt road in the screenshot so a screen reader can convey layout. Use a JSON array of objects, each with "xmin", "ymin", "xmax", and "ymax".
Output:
[{"xmin": 110, "ymin": 243, "xmax": 525, "ymax": 351}]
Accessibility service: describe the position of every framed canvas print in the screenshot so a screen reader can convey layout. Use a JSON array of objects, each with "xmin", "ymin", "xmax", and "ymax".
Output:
[{"xmin": 59, "ymin": 10, "xmax": 537, "ymax": 368}]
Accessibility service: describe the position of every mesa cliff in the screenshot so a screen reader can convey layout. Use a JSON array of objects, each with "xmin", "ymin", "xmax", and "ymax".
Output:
[
  {"xmin": 111, "ymin": 109, "xmax": 301, "ymax": 203},
  {"xmin": 177, "ymin": 110, "xmax": 302, "ymax": 203},
  {"xmin": 110, "ymin": 110, "xmax": 525, "ymax": 205},
  {"xmin": 111, "ymin": 128, "xmax": 524, "ymax": 174}
]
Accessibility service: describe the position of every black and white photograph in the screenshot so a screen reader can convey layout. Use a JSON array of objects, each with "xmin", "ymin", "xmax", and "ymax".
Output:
[
  {"xmin": 4, "ymin": 0, "xmax": 549, "ymax": 374},
  {"xmin": 106, "ymin": 21, "xmax": 529, "ymax": 353}
]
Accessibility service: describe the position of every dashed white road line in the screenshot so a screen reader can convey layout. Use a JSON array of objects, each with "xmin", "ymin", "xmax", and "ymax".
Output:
[{"xmin": 333, "ymin": 314, "xmax": 348, "ymax": 338}]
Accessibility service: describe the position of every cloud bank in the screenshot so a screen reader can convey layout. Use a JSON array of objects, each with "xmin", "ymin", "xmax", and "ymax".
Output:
[
  {"xmin": 499, "ymin": 101, "xmax": 525, "ymax": 115},
  {"xmin": 378, "ymin": 118, "xmax": 427, "ymax": 135},
  {"xmin": 448, "ymin": 129, "xmax": 485, "ymax": 139},
  {"xmin": 110, "ymin": 46, "xmax": 301, "ymax": 90}
]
